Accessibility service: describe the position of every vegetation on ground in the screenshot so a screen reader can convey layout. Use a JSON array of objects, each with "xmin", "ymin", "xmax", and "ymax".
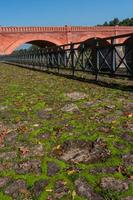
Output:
[{"xmin": 0, "ymin": 63, "xmax": 133, "ymax": 200}]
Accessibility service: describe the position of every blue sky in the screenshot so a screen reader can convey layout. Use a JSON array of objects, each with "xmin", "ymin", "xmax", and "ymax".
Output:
[{"xmin": 0, "ymin": 0, "xmax": 133, "ymax": 26}]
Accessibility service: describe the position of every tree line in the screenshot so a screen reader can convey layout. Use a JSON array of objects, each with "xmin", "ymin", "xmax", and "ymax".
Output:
[{"xmin": 98, "ymin": 18, "xmax": 133, "ymax": 26}]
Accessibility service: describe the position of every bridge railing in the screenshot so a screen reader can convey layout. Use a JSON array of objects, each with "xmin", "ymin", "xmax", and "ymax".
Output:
[{"xmin": 1, "ymin": 33, "xmax": 133, "ymax": 79}]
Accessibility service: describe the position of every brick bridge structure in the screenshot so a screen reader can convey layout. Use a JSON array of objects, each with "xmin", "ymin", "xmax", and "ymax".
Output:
[{"xmin": 0, "ymin": 26, "xmax": 133, "ymax": 55}]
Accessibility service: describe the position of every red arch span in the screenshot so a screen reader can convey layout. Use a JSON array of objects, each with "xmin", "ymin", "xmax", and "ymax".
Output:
[{"xmin": 4, "ymin": 35, "xmax": 64, "ymax": 54}]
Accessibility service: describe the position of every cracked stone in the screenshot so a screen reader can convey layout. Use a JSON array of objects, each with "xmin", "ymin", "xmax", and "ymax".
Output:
[
  {"xmin": 123, "ymin": 153, "xmax": 133, "ymax": 166},
  {"xmin": 0, "ymin": 151, "xmax": 17, "ymax": 161},
  {"xmin": 0, "ymin": 162, "xmax": 14, "ymax": 172},
  {"xmin": 121, "ymin": 197, "xmax": 133, "ymax": 200},
  {"xmin": 54, "ymin": 180, "xmax": 69, "ymax": 199},
  {"xmin": 4, "ymin": 131, "xmax": 18, "ymax": 145},
  {"xmin": 122, "ymin": 133, "xmax": 133, "ymax": 143},
  {"xmin": 64, "ymin": 125, "xmax": 74, "ymax": 131},
  {"xmin": 37, "ymin": 132, "xmax": 51, "ymax": 139},
  {"xmin": 0, "ymin": 177, "xmax": 10, "ymax": 188},
  {"xmin": 123, "ymin": 121, "xmax": 133, "ymax": 132},
  {"xmin": 97, "ymin": 126, "xmax": 111, "ymax": 134},
  {"xmin": 57, "ymin": 119, "xmax": 69, "ymax": 126},
  {"xmin": 37, "ymin": 110, "xmax": 55, "ymax": 120},
  {"xmin": 0, "ymin": 105, "xmax": 8, "ymax": 111},
  {"xmin": 32, "ymin": 179, "xmax": 49, "ymax": 198},
  {"xmin": 47, "ymin": 162, "xmax": 60, "ymax": 176},
  {"xmin": 100, "ymin": 177, "xmax": 129, "ymax": 191},
  {"xmin": 19, "ymin": 144, "xmax": 45, "ymax": 158},
  {"xmin": 75, "ymin": 178, "xmax": 103, "ymax": 200},
  {"xmin": 61, "ymin": 103, "xmax": 79, "ymax": 113},
  {"xmin": 123, "ymin": 102, "xmax": 133, "ymax": 112},
  {"xmin": 55, "ymin": 138, "xmax": 110, "ymax": 164},
  {"xmin": 82, "ymin": 101, "xmax": 95, "ymax": 108},
  {"xmin": 104, "ymin": 105, "xmax": 115, "ymax": 110},
  {"xmin": 15, "ymin": 160, "xmax": 41, "ymax": 174},
  {"xmin": 114, "ymin": 142, "xmax": 126, "ymax": 150},
  {"xmin": 66, "ymin": 92, "xmax": 87, "ymax": 101},
  {"xmin": 44, "ymin": 108, "xmax": 53, "ymax": 112},
  {"xmin": 4, "ymin": 179, "xmax": 30, "ymax": 199},
  {"xmin": 103, "ymin": 115, "xmax": 117, "ymax": 123},
  {"xmin": 90, "ymin": 167, "xmax": 117, "ymax": 174}
]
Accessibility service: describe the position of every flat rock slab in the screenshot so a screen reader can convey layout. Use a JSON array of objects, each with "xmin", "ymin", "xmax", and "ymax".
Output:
[
  {"xmin": 100, "ymin": 177, "xmax": 130, "ymax": 192},
  {"xmin": 0, "ymin": 105, "xmax": 8, "ymax": 111},
  {"xmin": 37, "ymin": 132, "xmax": 51, "ymax": 139},
  {"xmin": 122, "ymin": 153, "xmax": 133, "ymax": 166},
  {"xmin": 90, "ymin": 166, "xmax": 117, "ymax": 174},
  {"xmin": 0, "ymin": 177, "xmax": 11, "ymax": 188},
  {"xmin": 0, "ymin": 151, "xmax": 17, "ymax": 161},
  {"xmin": 47, "ymin": 161, "xmax": 60, "ymax": 176},
  {"xmin": 61, "ymin": 103, "xmax": 79, "ymax": 113},
  {"xmin": 37, "ymin": 110, "xmax": 55, "ymax": 120},
  {"xmin": 18, "ymin": 144, "xmax": 45, "ymax": 158},
  {"xmin": 0, "ymin": 162, "xmax": 14, "ymax": 172},
  {"xmin": 4, "ymin": 179, "xmax": 30, "ymax": 199},
  {"xmin": 54, "ymin": 180, "xmax": 69, "ymax": 199},
  {"xmin": 66, "ymin": 92, "xmax": 87, "ymax": 101},
  {"xmin": 82, "ymin": 101, "xmax": 95, "ymax": 108},
  {"xmin": 4, "ymin": 131, "xmax": 18, "ymax": 145},
  {"xmin": 15, "ymin": 160, "xmax": 42, "ymax": 174},
  {"xmin": 121, "ymin": 197, "xmax": 133, "ymax": 200},
  {"xmin": 75, "ymin": 178, "xmax": 103, "ymax": 200},
  {"xmin": 32, "ymin": 179, "xmax": 49, "ymax": 198},
  {"xmin": 53, "ymin": 138, "xmax": 110, "ymax": 164}
]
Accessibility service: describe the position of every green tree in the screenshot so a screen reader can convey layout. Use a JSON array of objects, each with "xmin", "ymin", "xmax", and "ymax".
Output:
[
  {"xmin": 102, "ymin": 17, "xmax": 133, "ymax": 26},
  {"xmin": 109, "ymin": 18, "xmax": 119, "ymax": 26}
]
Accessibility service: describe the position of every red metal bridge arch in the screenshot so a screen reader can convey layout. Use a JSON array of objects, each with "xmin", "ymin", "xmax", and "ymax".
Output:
[{"xmin": 1, "ymin": 26, "xmax": 133, "ymax": 55}]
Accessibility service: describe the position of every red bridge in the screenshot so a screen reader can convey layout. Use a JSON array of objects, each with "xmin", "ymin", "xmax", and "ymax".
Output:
[{"xmin": 1, "ymin": 26, "xmax": 133, "ymax": 55}]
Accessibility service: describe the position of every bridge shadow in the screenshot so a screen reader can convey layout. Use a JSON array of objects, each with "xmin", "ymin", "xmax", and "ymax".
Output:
[
  {"xmin": 46, "ymin": 70, "xmax": 133, "ymax": 92},
  {"xmin": 3, "ymin": 62, "xmax": 133, "ymax": 92}
]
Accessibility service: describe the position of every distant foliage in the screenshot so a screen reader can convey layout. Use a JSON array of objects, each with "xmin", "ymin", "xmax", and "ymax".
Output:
[
  {"xmin": 100, "ymin": 17, "xmax": 133, "ymax": 26},
  {"xmin": 28, "ymin": 45, "xmax": 41, "ymax": 50}
]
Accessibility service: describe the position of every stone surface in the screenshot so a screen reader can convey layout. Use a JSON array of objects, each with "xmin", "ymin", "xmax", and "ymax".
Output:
[
  {"xmin": 4, "ymin": 179, "xmax": 30, "ymax": 199},
  {"xmin": 19, "ymin": 144, "xmax": 45, "ymax": 158},
  {"xmin": 15, "ymin": 160, "xmax": 41, "ymax": 174},
  {"xmin": 122, "ymin": 133, "xmax": 133, "ymax": 143},
  {"xmin": 123, "ymin": 121, "xmax": 133, "ymax": 132},
  {"xmin": 64, "ymin": 124, "xmax": 74, "ymax": 131},
  {"xmin": 114, "ymin": 142, "xmax": 126, "ymax": 150},
  {"xmin": 82, "ymin": 101, "xmax": 95, "ymax": 108},
  {"xmin": 0, "ymin": 151, "xmax": 17, "ymax": 161},
  {"xmin": 47, "ymin": 162, "xmax": 60, "ymax": 176},
  {"xmin": 104, "ymin": 105, "xmax": 115, "ymax": 110},
  {"xmin": 32, "ymin": 179, "xmax": 48, "ymax": 198},
  {"xmin": 54, "ymin": 180, "xmax": 69, "ymax": 199},
  {"xmin": 0, "ymin": 105, "xmax": 8, "ymax": 111},
  {"xmin": 55, "ymin": 139, "xmax": 110, "ymax": 164},
  {"xmin": 37, "ymin": 110, "xmax": 55, "ymax": 120},
  {"xmin": 123, "ymin": 153, "xmax": 133, "ymax": 166},
  {"xmin": 100, "ymin": 177, "xmax": 129, "ymax": 191},
  {"xmin": 4, "ymin": 131, "xmax": 18, "ymax": 145},
  {"xmin": 97, "ymin": 126, "xmax": 111, "ymax": 134},
  {"xmin": 90, "ymin": 167, "xmax": 117, "ymax": 174},
  {"xmin": 0, "ymin": 177, "xmax": 10, "ymax": 188},
  {"xmin": 121, "ymin": 197, "xmax": 133, "ymax": 200},
  {"xmin": 66, "ymin": 92, "xmax": 87, "ymax": 101},
  {"xmin": 75, "ymin": 178, "xmax": 103, "ymax": 200},
  {"xmin": 37, "ymin": 132, "xmax": 51, "ymax": 139},
  {"xmin": 61, "ymin": 103, "xmax": 79, "ymax": 113},
  {"xmin": 0, "ymin": 162, "xmax": 14, "ymax": 172}
]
